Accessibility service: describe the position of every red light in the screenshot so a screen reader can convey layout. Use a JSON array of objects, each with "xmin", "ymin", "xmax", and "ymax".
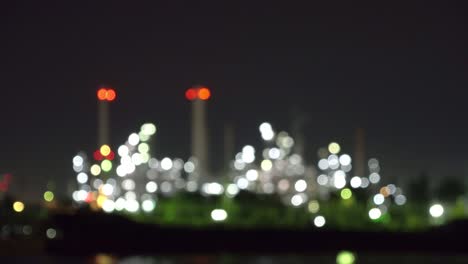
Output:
[
  {"xmin": 106, "ymin": 151, "xmax": 115, "ymax": 160},
  {"xmin": 198, "ymin": 87, "xmax": 211, "ymax": 100},
  {"xmin": 85, "ymin": 192, "xmax": 94, "ymax": 203},
  {"xmin": 97, "ymin": 88, "xmax": 107, "ymax": 101},
  {"xmin": 185, "ymin": 88, "xmax": 197, "ymax": 101},
  {"xmin": 93, "ymin": 150, "xmax": 104, "ymax": 161},
  {"xmin": 97, "ymin": 88, "xmax": 116, "ymax": 101},
  {"xmin": 0, "ymin": 173, "xmax": 11, "ymax": 192},
  {"xmin": 106, "ymin": 89, "xmax": 116, "ymax": 101},
  {"xmin": 4, "ymin": 173, "xmax": 11, "ymax": 182}
]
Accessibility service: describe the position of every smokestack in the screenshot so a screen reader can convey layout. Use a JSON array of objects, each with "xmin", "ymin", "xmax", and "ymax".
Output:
[
  {"xmin": 354, "ymin": 127, "xmax": 366, "ymax": 177},
  {"xmin": 192, "ymin": 98, "xmax": 209, "ymax": 177},
  {"xmin": 97, "ymin": 87, "xmax": 116, "ymax": 146},
  {"xmin": 223, "ymin": 122, "xmax": 235, "ymax": 171},
  {"xmin": 186, "ymin": 86, "xmax": 211, "ymax": 178},
  {"xmin": 290, "ymin": 108, "xmax": 308, "ymax": 158},
  {"xmin": 98, "ymin": 101, "xmax": 109, "ymax": 146}
]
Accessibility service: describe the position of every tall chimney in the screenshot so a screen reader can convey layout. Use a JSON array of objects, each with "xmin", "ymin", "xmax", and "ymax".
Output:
[{"xmin": 354, "ymin": 127, "xmax": 366, "ymax": 177}]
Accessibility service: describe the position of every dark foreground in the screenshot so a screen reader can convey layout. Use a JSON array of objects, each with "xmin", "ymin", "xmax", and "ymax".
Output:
[
  {"xmin": 3, "ymin": 254, "xmax": 468, "ymax": 264},
  {"xmin": 41, "ymin": 212, "xmax": 468, "ymax": 256}
]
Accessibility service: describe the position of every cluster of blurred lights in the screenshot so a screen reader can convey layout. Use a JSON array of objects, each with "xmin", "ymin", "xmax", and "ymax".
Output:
[
  {"xmin": 316, "ymin": 143, "xmax": 355, "ymax": 191},
  {"xmin": 70, "ymin": 119, "xmax": 413, "ymax": 228},
  {"xmin": 72, "ymin": 123, "xmax": 163, "ymax": 214},
  {"xmin": 227, "ymin": 122, "xmax": 414, "ymax": 228},
  {"xmin": 367, "ymin": 183, "xmax": 407, "ymax": 218}
]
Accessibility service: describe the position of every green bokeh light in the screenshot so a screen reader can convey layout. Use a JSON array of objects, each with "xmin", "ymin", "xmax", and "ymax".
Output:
[
  {"xmin": 101, "ymin": 159, "xmax": 113, "ymax": 172},
  {"xmin": 141, "ymin": 123, "xmax": 157, "ymax": 135},
  {"xmin": 336, "ymin": 250, "xmax": 355, "ymax": 264},
  {"xmin": 340, "ymin": 188, "xmax": 352, "ymax": 200},
  {"xmin": 138, "ymin": 131, "xmax": 150, "ymax": 142},
  {"xmin": 138, "ymin": 143, "xmax": 150, "ymax": 153},
  {"xmin": 44, "ymin": 191, "xmax": 54, "ymax": 202}
]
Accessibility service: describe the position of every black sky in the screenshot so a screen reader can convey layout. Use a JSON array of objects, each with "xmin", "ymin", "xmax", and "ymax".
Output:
[{"xmin": 1, "ymin": 2, "xmax": 468, "ymax": 200}]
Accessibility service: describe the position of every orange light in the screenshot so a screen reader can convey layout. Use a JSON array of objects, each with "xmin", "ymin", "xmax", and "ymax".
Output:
[
  {"xmin": 380, "ymin": 186, "xmax": 390, "ymax": 197},
  {"xmin": 97, "ymin": 88, "xmax": 116, "ymax": 101},
  {"xmin": 198, "ymin": 87, "xmax": 211, "ymax": 100},
  {"xmin": 106, "ymin": 89, "xmax": 116, "ymax": 101},
  {"xmin": 97, "ymin": 89, "xmax": 107, "ymax": 101},
  {"xmin": 185, "ymin": 88, "xmax": 197, "ymax": 101}
]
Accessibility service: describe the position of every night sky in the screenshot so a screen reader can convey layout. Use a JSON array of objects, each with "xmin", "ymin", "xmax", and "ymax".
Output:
[{"xmin": 1, "ymin": 2, "xmax": 467, "ymax": 201}]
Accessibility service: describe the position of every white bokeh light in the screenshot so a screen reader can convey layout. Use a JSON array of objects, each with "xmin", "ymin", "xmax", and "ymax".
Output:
[
  {"xmin": 339, "ymin": 154, "xmax": 351, "ymax": 166},
  {"xmin": 128, "ymin": 133, "xmax": 140, "ymax": 146},
  {"xmin": 294, "ymin": 180, "xmax": 307, "ymax": 192},
  {"xmin": 73, "ymin": 156, "xmax": 84, "ymax": 167},
  {"xmin": 350, "ymin": 176, "xmax": 361, "ymax": 188},
  {"xmin": 125, "ymin": 199, "xmax": 139, "ymax": 213},
  {"xmin": 246, "ymin": 169, "xmax": 259, "ymax": 181},
  {"xmin": 318, "ymin": 159, "xmax": 329, "ymax": 170},
  {"xmin": 369, "ymin": 173, "xmax": 381, "ymax": 184},
  {"xmin": 261, "ymin": 159, "xmax": 273, "ymax": 171},
  {"xmin": 211, "ymin": 209, "xmax": 227, "ymax": 221},
  {"xmin": 429, "ymin": 204, "xmax": 444, "ymax": 218},
  {"xmin": 77, "ymin": 173, "xmax": 88, "ymax": 184},
  {"xmin": 146, "ymin": 181, "xmax": 158, "ymax": 193},
  {"xmin": 236, "ymin": 178, "xmax": 249, "ymax": 189},
  {"xmin": 101, "ymin": 184, "xmax": 114, "ymax": 196},
  {"xmin": 317, "ymin": 174, "xmax": 328, "ymax": 186},
  {"xmin": 268, "ymin": 148, "xmax": 281, "ymax": 160},
  {"xmin": 142, "ymin": 199, "xmax": 156, "ymax": 212},
  {"xmin": 161, "ymin": 158, "xmax": 173, "ymax": 170},
  {"xmin": 226, "ymin": 184, "xmax": 239, "ymax": 197},
  {"xmin": 291, "ymin": 194, "xmax": 305, "ymax": 206},
  {"xmin": 242, "ymin": 145, "xmax": 256, "ymax": 163},
  {"xmin": 373, "ymin": 194, "xmax": 385, "ymax": 205},
  {"xmin": 118, "ymin": 145, "xmax": 129, "ymax": 157},
  {"xmin": 333, "ymin": 171, "xmax": 346, "ymax": 189},
  {"xmin": 395, "ymin": 194, "xmax": 407, "ymax": 205},
  {"xmin": 314, "ymin": 215, "xmax": 326, "ymax": 227},
  {"xmin": 102, "ymin": 200, "xmax": 115, "ymax": 213},
  {"xmin": 369, "ymin": 208, "xmax": 382, "ymax": 220}
]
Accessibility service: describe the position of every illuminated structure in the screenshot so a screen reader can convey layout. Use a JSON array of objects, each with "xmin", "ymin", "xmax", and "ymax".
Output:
[
  {"xmin": 353, "ymin": 127, "xmax": 366, "ymax": 177},
  {"xmin": 185, "ymin": 86, "xmax": 211, "ymax": 179},
  {"xmin": 230, "ymin": 122, "xmax": 316, "ymax": 206},
  {"xmin": 97, "ymin": 87, "xmax": 116, "ymax": 146},
  {"xmin": 69, "ymin": 95, "xmax": 415, "ymax": 228},
  {"xmin": 73, "ymin": 123, "xmax": 163, "ymax": 212}
]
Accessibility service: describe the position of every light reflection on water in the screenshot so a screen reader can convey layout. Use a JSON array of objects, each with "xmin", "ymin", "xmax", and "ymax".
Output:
[
  {"xmin": 3, "ymin": 254, "xmax": 468, "ymax": 264},
  {"xmin": 92, "ymin": 254, "xmax": 468, "ymax": 264}
]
